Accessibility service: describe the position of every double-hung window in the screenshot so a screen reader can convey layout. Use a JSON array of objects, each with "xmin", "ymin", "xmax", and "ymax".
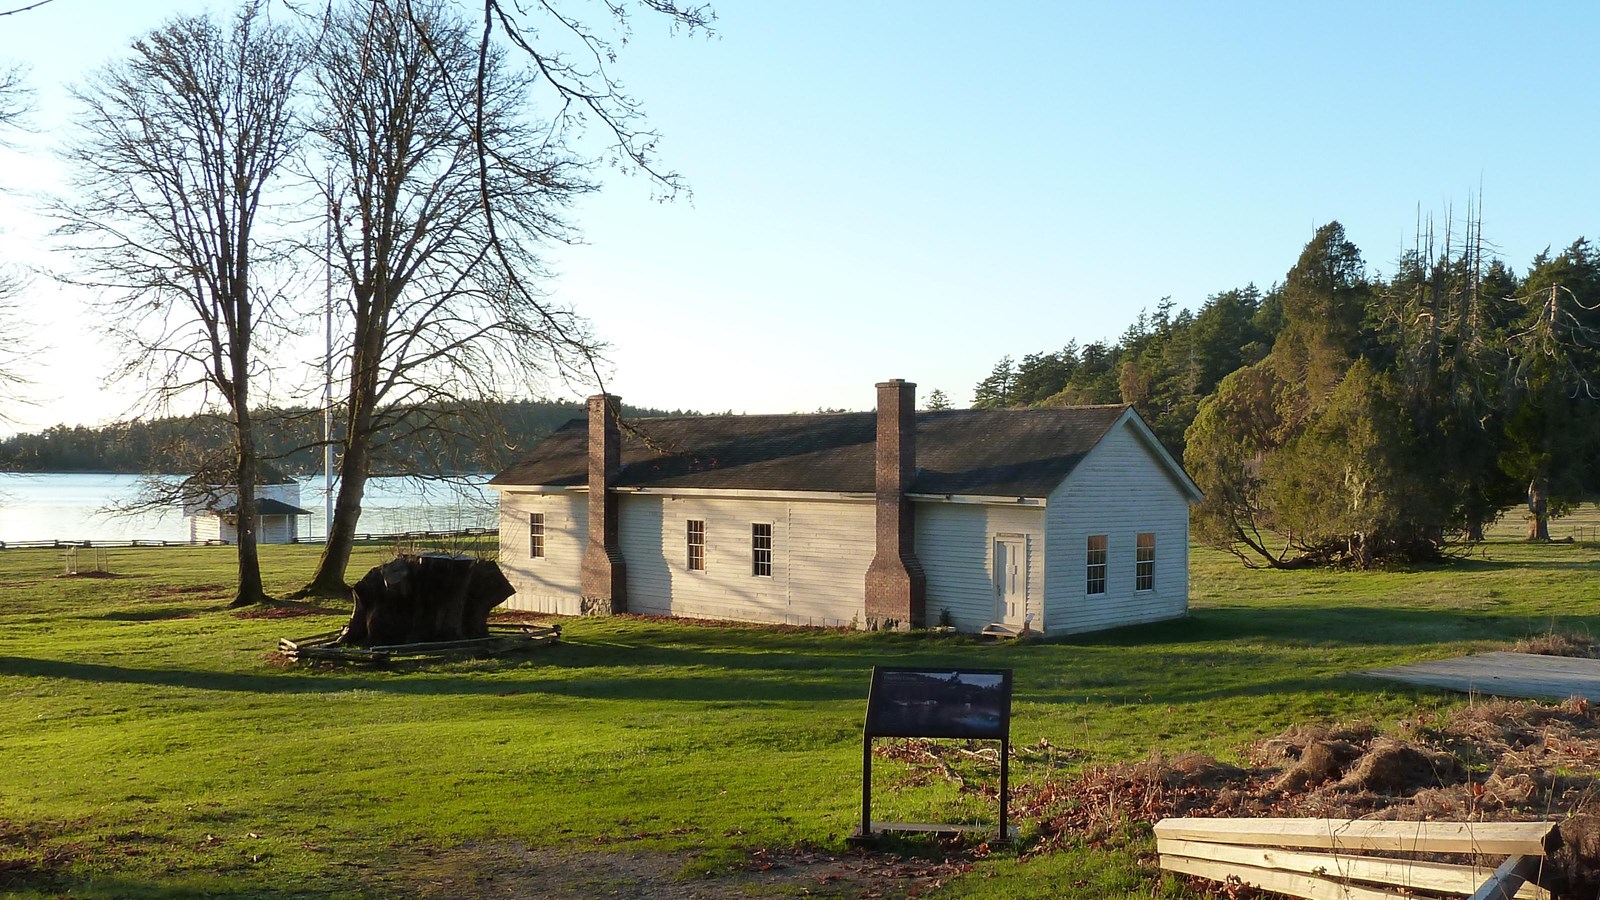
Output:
[
  {"xmin": 1086, "ymin": 534, "xmax": 1107, "ymax": 595},
  {"xmin": 1135, "ymin": 532, "xmax": 1156, "ymax": 591},
  {"xmin": 751, "ymin": 523, "xmax": 773, "ymax": 577},
  {"xmin": 687, "ymin": 520, "xmax": 706, "ymax": 571},
  {"xmin": 529, "ymin": 512, "xmax": 545, "ymax": 559}
]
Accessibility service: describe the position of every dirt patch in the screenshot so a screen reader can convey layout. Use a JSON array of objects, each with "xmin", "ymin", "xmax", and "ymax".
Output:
[
  {"xmin": 1007, "ymin": 698, "xmax": 1600, "ymax": 898},
  {"xmin": 399, "ymin": 842, "xmax": 969, "ymax": 899},
  {"xmin": 55, "ymin": 571, "xmax": 126, "ymax": 579},
  {"xmin": 0, "ymin": 820, "xmax": 82, "ymax": 891}
]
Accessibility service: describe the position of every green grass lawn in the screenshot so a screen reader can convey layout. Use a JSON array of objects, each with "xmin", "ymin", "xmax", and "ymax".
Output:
[{"xmin": 2, "ymin": 514, "xmax": 1599, "ymax": 898}]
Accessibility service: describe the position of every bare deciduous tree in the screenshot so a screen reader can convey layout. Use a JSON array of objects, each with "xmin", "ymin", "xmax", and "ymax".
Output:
[
  {"xmin": 430, "ymin": 0, "xmax": 715, "ymax": 199},
  {"xmin": 54, "ymin": 5, "xmax": 307, "ymax": 606},
  {"xmin": 298, "ymin": 0, "xmax": 599, "ymax": 594},
  {"xmin": 0, "ymin": 63, "xmax": 31, "ymax": 417}
]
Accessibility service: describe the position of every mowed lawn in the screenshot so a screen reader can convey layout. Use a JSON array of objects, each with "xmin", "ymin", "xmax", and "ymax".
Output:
[{"xmin": 2, "ymin": 511, "xmax": 1599, "ymax": 899}]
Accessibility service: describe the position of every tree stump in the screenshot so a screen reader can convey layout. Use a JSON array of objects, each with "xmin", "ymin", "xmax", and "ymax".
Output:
[{"xmin": 339, "ymin": 554, "xmax": 515, "ymax": 647}]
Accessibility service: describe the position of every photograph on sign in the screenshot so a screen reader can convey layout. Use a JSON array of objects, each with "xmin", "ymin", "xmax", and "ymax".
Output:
[{"xmin": 865, "ymin": 668, "xmax": 1011, "ymax": 740}]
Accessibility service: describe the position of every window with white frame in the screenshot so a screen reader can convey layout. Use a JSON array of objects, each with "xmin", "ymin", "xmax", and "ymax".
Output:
[
  {"xmin": 1086, "ymin": 534, "xmax": 1107, "ymax": 595},
  {"xmin": 529, "ymin": 512, "xmax": 545, "ymax": 559},
  {"xmin": 687, "ymin": 519, "xmax": 706, "ymax": 571},
  {"xmin": 1135, "ymin": 532, "xmax": 1155, "ymax": 591},
  {"xmin": 751, "ymin": 523, "xmax": 773, "ymax": 577}
]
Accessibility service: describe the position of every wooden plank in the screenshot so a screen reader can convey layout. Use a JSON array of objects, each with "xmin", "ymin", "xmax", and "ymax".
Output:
[
  {"xmin": 1157, "ymin": 839, "xmax": 1548, "ymax": 899},
  {"xmin": 1161, "ymin": 854, "xmax": 1410, "ymax": 900},
  {"xmin": 1469, "ymin": 856, "xmax": 1543, "ymax": 900},
  {"xmin": 1153, "ymin": 818, "xmax": 1558, "ymax": 856}
]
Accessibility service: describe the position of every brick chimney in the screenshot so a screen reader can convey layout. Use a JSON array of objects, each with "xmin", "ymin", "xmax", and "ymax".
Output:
[
  {"xmin": 864, "ymin": 379, "xmax": 926, "ymax": 630},
  {"xmin": 579, "ymin": 393, "xmax": 627, "ymax": 615}
]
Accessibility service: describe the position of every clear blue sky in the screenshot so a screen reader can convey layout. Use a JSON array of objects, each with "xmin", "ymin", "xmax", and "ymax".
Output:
[{"xmin": 1, "ymin": 1, "xmax": 1597, "ymax": 434}]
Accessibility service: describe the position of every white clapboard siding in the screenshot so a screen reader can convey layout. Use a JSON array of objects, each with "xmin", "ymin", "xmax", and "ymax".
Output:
[
  {"xmin": 260, "ymin": 515, "xmax": 294, "ymax": 545},
  {"xmin": 190, "ymin": 514, "xmax": 221, "ymax": 543},
  {"xmin": 915, "ymin": 502, "xmax": 1046, "ymax": 632},
  {"xmin": 1044, "ymin": 418, "xmax": 1191, "ymax": 635},
  {"xmin": 621, "ymin": 494, "xmax": 872, "ymax": 627},
  {"xmin": 496, "ymin": 490, "xmax": 587, "ymax": 615}
]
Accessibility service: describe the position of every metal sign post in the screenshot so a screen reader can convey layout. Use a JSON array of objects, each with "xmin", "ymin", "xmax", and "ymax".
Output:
[{"xmin": 851, "ymin": 666, "xmax": 1015, "ymax": 845}]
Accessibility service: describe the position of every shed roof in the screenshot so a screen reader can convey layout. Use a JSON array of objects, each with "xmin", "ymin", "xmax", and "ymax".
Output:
[
  {"xmin": 215, "ymin": 498, "xmax": 312, "ymax": 516},
  {"xmin": 491, "ymin": 405, "xmax": 1146, "ymax": 498}
]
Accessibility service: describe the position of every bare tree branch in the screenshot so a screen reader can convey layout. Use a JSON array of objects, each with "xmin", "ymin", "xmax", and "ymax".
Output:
[
  {"xmin": 0, "ymin": 0, "xmax": 55, "ymax": 18},
  {"xmin": 298, "ymin": 0, "xmax": 603, "ymax": 594}
]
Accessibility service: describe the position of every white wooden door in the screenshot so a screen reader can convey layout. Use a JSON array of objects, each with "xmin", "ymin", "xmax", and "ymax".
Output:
[{"xmin": 994, "ymin": 536, "xmax": 1025, "ymax": 626}]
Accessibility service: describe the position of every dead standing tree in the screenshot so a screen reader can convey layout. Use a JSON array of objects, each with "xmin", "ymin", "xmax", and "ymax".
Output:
[
  {"xmin": 53, "ymin": 6, "xmax": 307, "ymax": 606},
  {"xmin": 297, "ymin": 0, "xmax": 600, "ymax": 596}
]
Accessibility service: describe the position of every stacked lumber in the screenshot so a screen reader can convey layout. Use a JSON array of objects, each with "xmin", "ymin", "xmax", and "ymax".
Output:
[{"xmin": 1156, "ymin": 817, "xmax": 1558, "ymax": 900}]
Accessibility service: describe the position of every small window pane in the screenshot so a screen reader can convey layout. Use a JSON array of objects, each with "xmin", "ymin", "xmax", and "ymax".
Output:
[
  {"xmin": 752, "ymin": 523, "xmax": 773, "ymax": 577},
  {"xmin": 1135, "ymin": 532, "xmax": 1155, "ymax": 592},
  {"xmin": 1086, "ymin": 534, "xmax": 1107, "ymax": 595},
  {"xmin": 529, "ymin": 512, "xmax": 545, "ymax": 560},
  {"xmin": 687, "ymin": 520, "xmax": 705, "ymax": 571}
]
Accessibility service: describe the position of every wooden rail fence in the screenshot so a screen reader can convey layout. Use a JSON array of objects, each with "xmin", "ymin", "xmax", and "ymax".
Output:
[{"xmin": 0, "ymin": 527, "xmax": 497, "ymax": 551}]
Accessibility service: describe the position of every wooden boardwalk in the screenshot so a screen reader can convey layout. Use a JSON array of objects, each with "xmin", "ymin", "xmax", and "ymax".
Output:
[{"xmin": 1364, "ymin": 651, "xmax": 1600, "ymax": 701}]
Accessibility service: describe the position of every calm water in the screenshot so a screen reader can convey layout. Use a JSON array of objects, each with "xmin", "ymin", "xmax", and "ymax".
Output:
[{"xmin": 0, "ymin": 472, "xmax": 496, "ymax": 543}]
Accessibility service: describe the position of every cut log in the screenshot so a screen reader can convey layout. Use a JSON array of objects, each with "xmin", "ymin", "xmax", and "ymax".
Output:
[{"xmin": 339, "ymin": 554, "xmax": 515, "ymax": 647}]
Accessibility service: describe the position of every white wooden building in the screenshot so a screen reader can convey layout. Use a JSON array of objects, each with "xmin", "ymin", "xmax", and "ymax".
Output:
[
  {"xmin": 490, "ymin": 380, "xmax": 1201, "ymax": 636},
  {"xmin": 182, "ymin": 474, "xmax": 310, "ymax": 545}
]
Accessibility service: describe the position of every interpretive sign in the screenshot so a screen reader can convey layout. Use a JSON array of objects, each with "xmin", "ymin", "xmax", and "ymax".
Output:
[
  {"xmin": 852, "ymin": 666, "xmax": 1015, "ymax": 844},
  {"xmin": 865, "ymin": 667, "xmax": 1011, "ymax": 740}
]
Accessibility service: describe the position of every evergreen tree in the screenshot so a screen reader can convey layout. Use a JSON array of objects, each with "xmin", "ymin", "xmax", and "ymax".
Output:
[
  {"xmin": 972, "ymin": 356, "xmax": 1016, "ymax": 408},
  {"xmin": 1502, "ymin": 241, "xmax": 1600, "ymax": 539}
]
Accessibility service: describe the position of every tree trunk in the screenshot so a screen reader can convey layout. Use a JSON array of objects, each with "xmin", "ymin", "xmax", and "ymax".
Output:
[
  {"xmin": 1526, "ymin": 477, "xmax": 1551, "ymax": 542},
  {"xmin": 298, "ymin": 314, "xmax": 384, "ymax": 598},
  {"xmin": 299, "ymin": 434, "xmax": 370, "ymax": 597},
  {"xmin": 229, "ymin": 364, "xmax": 270, "ymax": 607}
]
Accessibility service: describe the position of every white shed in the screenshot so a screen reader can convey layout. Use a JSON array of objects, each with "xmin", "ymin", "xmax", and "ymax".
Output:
[
  {"xmin": 181, "ymin": 471, "xmax": 310, "ymax": 545},
  {"xmin": 490, "ymin": 380, "xmax": 1201, "ymax": 636}
]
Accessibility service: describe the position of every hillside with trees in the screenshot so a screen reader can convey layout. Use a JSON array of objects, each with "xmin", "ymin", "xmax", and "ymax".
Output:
[
  {"xmin": 974, "ymin": 219, "xmax": 1600, "ymax": 567},
  {"xmin": 0, "ymin": 399, "xmax": 685, "ymax": 476}
]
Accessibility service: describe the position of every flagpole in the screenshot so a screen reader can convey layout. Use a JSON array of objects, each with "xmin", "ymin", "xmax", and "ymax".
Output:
[{"xmin": 323, "ymin": 169, "xmax": 335, "ymax": 541}]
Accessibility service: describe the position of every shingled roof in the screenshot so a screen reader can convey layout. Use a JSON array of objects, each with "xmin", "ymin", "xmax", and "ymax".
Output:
[{"xmin": 491, "ymin": 405, "xmax": 1140, "ymax": 498}]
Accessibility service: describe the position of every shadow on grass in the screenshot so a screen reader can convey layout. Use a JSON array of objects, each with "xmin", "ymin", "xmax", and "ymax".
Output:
[
  {"xmin": 4, "ymin": 603, "xmax": 1586, "ymax": 708},
  {"xmin": 1059, "ymin": 605, "xmax": 1600, "ymax": 649},
  {"xmin": 95, "ymin": 605, "xmax": 208, "ymax": 622}
]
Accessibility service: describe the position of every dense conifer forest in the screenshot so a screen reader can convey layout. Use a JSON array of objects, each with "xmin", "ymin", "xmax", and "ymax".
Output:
[
  {"xmin": 0, "ymin": 399, "xmax": 683, "ymax": 476},
  {"xmin": 973, "ymin": 220, "xmax": 1600, "ymax": 567}
]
